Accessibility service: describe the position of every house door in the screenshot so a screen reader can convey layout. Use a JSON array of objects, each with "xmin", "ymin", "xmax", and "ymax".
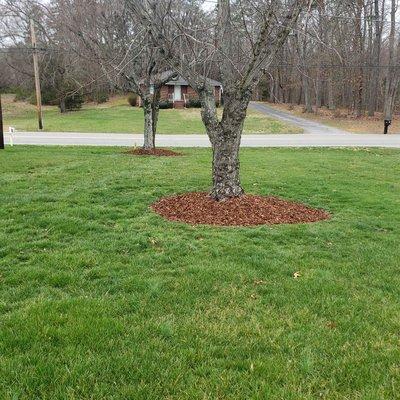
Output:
[{"xmin": 173, "ymin": 85, "xmax": 181, "ymax": 101}]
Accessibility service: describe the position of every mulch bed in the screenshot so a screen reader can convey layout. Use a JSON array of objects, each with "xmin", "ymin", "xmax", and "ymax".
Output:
[
  {"xmin": 125, "ymin": 148, "xmax": 182, "ymax": 157},
  {"xmin": 151, "ymin": 192, "xmax": 331, "ymax": 226}
]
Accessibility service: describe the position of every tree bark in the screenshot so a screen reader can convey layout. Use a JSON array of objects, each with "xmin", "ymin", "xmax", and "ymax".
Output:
[
  {"xmin": 59, "ymin": 98, "xmax": 66, "ymax": 113},
  {"xmin": 302, "ymin": 70, "xmax": 313, "ymax": 113},
  {"xmin": 327, "ymin": 75, "xmax": 335, "ymax": 110},
  {"xmin": 211, "ymin": 127, "xmax": 243, "ymax": 200},
  {"xmin": 142, "ymin": 98, "xmax": 154, "ymax": 150},
  {"xmin": 151, "ymin": 87, "xmax": 161, "ymax": 146},
  {"xmin": 199, "ymin": 88, "xmax": 247, "ymax": 200}
]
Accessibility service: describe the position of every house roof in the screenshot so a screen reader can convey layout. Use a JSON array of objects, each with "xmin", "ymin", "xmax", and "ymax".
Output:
[{"xmin": 157, "ymin": 70, "xmax": 222, "ymax": 87}]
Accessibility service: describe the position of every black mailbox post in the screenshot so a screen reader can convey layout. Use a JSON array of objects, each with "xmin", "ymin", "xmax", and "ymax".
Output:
[{"xmin": 384, "ymin": 119, "xmax": 392, "ymax": 135}]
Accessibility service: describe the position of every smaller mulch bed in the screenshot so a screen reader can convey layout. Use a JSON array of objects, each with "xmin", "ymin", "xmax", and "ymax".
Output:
[
  {"xmin": 125, "ymin": 148, "xmax": 181, "ymax": 157},
  {"xmin": 151, "ymin": 192, "xmax": 331, "ymax": 226}
]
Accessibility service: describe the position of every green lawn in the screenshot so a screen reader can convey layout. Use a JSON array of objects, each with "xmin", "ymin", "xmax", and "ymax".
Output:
[
  {"xmin": 0, "ymin": 146, "xmax": 399, "ymax": 399},
  {"xmin": 3, "ymin": 94, "xmax": 302, "ymax": 134}
]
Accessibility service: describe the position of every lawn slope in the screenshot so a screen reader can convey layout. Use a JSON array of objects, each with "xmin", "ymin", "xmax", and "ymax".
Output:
[
  {"xmin": 3, "ymin": 94, "xmax": 302, "ymax": 134},
  {"xmin": 0, "ymin": 146, "xmax": 399, "ymax": 399}
]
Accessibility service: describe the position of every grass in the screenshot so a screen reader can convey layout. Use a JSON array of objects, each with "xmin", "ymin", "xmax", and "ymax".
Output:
[
  {"xmin": 1, "ymin": 146, "xmax": 400, "ymax": 399},
  {"xmin": 266, "ymin": 102, "xmax": 400, "ymax": 134},
  {"xmin": 3, "ymin": 94, "xmax": 302, "ymax": 134}
]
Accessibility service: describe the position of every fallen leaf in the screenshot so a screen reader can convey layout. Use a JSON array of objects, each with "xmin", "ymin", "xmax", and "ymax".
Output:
[
  {"xmin": 326, "ymin": 321, "xmax": 337, "ymax": 329},
  {"xmin": 293, "ymin": 271, "xmax": 301, "ymax": 279}
]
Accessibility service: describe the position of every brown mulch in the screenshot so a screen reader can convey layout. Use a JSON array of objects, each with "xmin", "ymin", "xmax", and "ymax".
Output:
[
  {"xmin": 125, "ymin": 148, "xmax": 182, "ymax": 156},
  {"xmin": 151, "ymin": 192, "xmax": 331, "ymax": 227}
]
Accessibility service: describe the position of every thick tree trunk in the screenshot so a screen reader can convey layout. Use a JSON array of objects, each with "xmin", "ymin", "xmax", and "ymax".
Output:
[
  {"xmin": 199, "ymin": 88, "xmax": 247, "ymax": 200},
  {"xmin": 211, "ymin": 124, "xmax": 244, "ymax": 200},
  {"xmin": 143, "ymin": 98, "xmax": 154, "ymax": 150}
]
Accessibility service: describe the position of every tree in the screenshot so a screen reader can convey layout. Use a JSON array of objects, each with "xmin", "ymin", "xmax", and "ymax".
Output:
[
  {"xmin": 132, "ymin": 0, "xmax": 309, "ymax": 200},
  {"xmin": 55, "ymin": 0, "xmax": 175, "ymax": 150},
  {"xmin": 383, "ymin": 0, "xmax": 400, "ymax": 122}
]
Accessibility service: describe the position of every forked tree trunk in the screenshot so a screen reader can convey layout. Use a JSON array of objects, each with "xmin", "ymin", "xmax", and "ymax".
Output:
[
  {"xmin": 200, "ymin": 89, "xmax": 247, "ymax": 200},
  {"xmin": 143, "ymin": 98, "xmax": 154, "ymax": 150}
]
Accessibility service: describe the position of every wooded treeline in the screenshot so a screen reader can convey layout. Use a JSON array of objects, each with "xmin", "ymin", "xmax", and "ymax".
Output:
[
  {"xmin": 0, "ymin": 0, "xmax": 113, "ymax": 107},
  {"xmin": 257, "ymin": 0, "xmax": 400, "ymax": 119}
]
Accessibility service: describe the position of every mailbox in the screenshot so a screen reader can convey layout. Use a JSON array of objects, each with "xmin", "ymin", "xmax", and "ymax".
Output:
[{"xmin": 384, "ymin": 119, "xmax": 392, "ymax": 135}]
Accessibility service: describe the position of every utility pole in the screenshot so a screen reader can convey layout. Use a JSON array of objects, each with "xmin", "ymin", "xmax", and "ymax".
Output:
[
  {"xmin": 30, "ymin": 19, "xmax": 43, "ymax": 130},
  {"xmin": 0, "ymin": 94, "xmax": 4, "ymax": 149}
]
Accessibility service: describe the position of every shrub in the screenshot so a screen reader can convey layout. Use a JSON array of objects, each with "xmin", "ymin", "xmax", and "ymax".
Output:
[
  {"xmin": 159, "ymin": 100, "xmax": 173, "ymax": 109},
  {"xmin": 187, "ymin": 99, "xmax": 202, "ymax": 108},
  {"xmin": 128, "ymin": 93, "xmax": 138, "ymax": 107},
  {"xmin": 41, "ymin": 88, "xmax": 58, "ymax": 105},
  {"xmin": 186, "ymin": 98, "xmax": 221, "ymax": 108},
  {"xmin": 59, "ymin": 93, "xmax": 84, "ymax": 111},
  {"xmin": 28, "ymin": 88, "xmax": 58, "ymax": 106},
  {"xmin": 88, "ymin": 90, "xmax": 109, "ymax": 104},
  {"xmin": 13, "ymin": 87, "xmax": 32, "ymax": 102},
  {"xmin": 96, "ymin": 92, "xmax": 109, "ymax": 104}
]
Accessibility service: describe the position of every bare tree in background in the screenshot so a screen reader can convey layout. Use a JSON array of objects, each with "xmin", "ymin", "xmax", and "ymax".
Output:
[
  {"xmin": 383, "ymin": 0, "xmax": 400, "ymax": 121},
  {"xmin": 50, "ymin": 0, "xmax": 175, "ymax": 150},
  {"xmin": 132, "ymin": 0, "xmax": 309, "ymax": 200}
]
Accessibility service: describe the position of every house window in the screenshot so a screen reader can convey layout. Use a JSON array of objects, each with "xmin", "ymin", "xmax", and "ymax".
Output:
[{"xmin": 150, "ymin": 85, "xmax": 155, "ymax": 95}]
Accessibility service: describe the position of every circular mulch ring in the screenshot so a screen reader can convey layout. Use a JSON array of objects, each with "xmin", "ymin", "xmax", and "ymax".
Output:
[
  {"xmin": 151, "ymin": 192, "xmax": 331, "ymax": 226},
  {"xmin": 125, "ymin": 148, "xmax": 182, "ymax": 157}
]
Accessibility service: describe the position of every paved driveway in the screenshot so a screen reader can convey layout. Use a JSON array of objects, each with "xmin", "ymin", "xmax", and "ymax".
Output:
[{"xmin": 249, "ymin": 102, "xmax": 350, "ymax": 135}]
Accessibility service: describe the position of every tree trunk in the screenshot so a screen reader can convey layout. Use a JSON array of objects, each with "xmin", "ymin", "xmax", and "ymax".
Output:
[
  {"xmin": 327, "ymin": 75, "xmax": 335, "ymax": 110},
  {"xmin": 59, "ymin": 98, "xmax": 66, "ymax": 113},
  {"xmin": 143, "ymin": 98, "xmax": 154, "ymax": 150},
  {"xmin": 354, "ymin": 74, "xmax": 363, "ymax": 117},
  {"xmin": 211, "ymin": 124, "xmax": 244, "ymax": 200},
  {"xmin": 315, "ymin": 67, "xmax": 322, "ymax": 110},
  {"xmin": 367, "ymin": 0, "xmax": 382, "ymax": 116},
  {"xmin": 199, "ymin": 88, "xmax": 247, "ymax": 200},
  {"xmin": 151, "ymin": 87, "xmax": 161, "ymax": 145},
  {"xmin": 383, "ymin": 0, "xmax": 398, "ymax": 122},
  {"xmin": 302, "ymin": 70, "xmax": 313, "ymax": 113}
]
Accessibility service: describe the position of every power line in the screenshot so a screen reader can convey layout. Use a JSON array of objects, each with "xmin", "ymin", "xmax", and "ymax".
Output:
[
  {"xmin": 1, "ymin": 47, "xmax": 399, "ymax": 69},
  {"xmin": 267, "ymin": 64, "xmax": 400, "ymax": 69}
]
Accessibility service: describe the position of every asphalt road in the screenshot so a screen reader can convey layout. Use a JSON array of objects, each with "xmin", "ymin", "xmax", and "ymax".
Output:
[
  {"xmin": 4, "ymin": 131, "xmax": 400, "ymax": 148},
  {"xmin": 3, "ymin": 102, "xmax": 399, "ymax": 148}
]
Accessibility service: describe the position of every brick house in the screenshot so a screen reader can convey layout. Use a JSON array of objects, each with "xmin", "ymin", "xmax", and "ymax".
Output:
[{"xmin": 137, "ymin": 72, "xmax": 222, "ymax": 109}]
